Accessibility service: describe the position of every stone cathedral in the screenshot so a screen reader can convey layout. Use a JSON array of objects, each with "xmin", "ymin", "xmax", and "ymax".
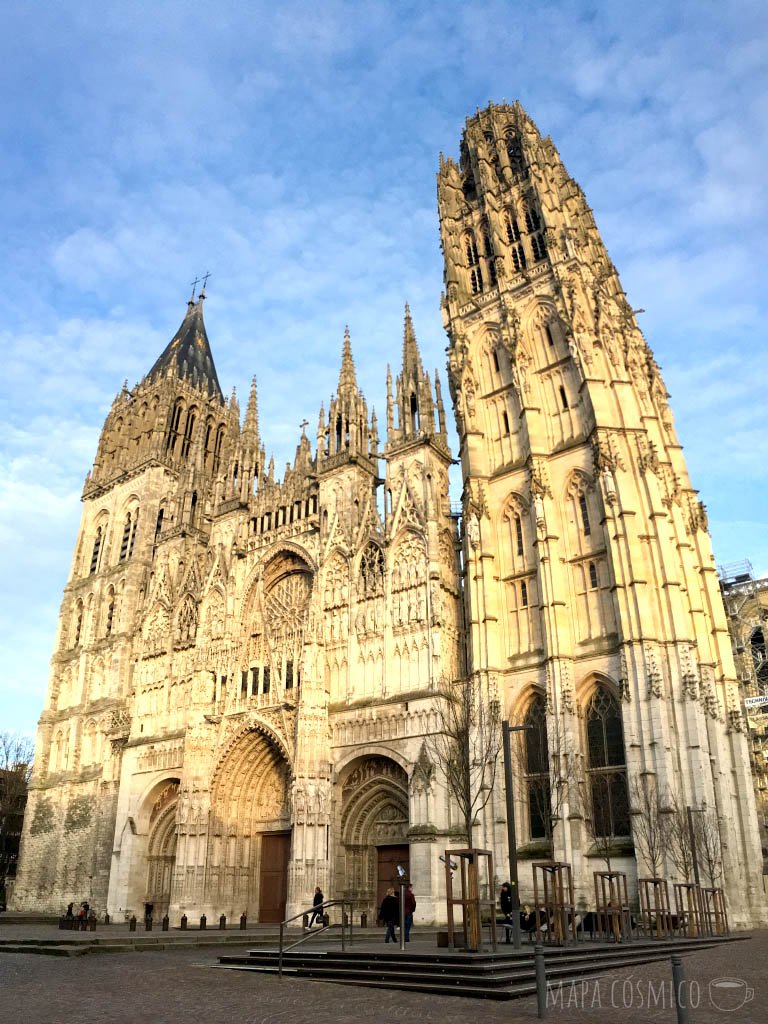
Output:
[{"xmin": 14, "ymin": 102, "xmax": 765, "ymax": 927}]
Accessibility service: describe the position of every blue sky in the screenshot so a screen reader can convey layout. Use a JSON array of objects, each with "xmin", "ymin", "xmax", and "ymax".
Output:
[{"xmin": 1, "ymin": 1, "xmax": 766, "ymax": 736}]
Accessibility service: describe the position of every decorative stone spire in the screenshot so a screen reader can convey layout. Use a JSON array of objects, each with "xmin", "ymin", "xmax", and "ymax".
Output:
[
  {"xmin": 402, "ymin": 302, "xmax": 424, "ymax": 380},
  {"xmin": 243, "ymin": 376, "xmax": 259, "ymax": 440},
  {"xmin": 337, "ymin": 326, "xmax": 358, "ymax": 399}
]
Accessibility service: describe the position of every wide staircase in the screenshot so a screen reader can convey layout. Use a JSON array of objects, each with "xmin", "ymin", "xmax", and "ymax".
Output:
[{"xmin": 214, "ymin": 933, "xmax": 746, "ymax": 1000}]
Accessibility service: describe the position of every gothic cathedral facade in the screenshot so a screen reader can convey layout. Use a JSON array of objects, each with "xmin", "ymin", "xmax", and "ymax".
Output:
[{"xmin": 14, "ymin": 103, "xmax": 765, "ymax": 927}]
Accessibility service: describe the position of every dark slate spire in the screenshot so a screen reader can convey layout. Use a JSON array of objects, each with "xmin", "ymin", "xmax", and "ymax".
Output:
[{"xmin": 146, "ymin": 292, "xmax": 224, "ymax": 402}]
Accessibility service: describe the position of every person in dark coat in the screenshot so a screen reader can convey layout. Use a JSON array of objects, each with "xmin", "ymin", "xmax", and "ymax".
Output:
[
  {"xmin": 499, "ymin": 882, "xmax": 513, "ymax": 943},
  {"xmin": 403, "ymin": 883, "xmax": 416, "ymax": 942},
  {"xmin": 308, "ymin": 886, "xmax": 324, "ymax": 926},
  {"xmin": 379, "ymin": 887, "xmax": 399, "ymax": 943}
]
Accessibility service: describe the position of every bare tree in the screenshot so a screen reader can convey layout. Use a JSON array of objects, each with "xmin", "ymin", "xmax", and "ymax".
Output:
[
  {"xmin": 629, "ymin": 775, "xmax": 669, "ymax": 878},
  {"xmin": 694, "ymin": 805, "xmax": 724, "ymax": 889},
  {"xmin": 427, "ymin": 674, "xmax": 501, "ymax": 847},
  {"xmin": 666, "ymin": 792, "xmax": 694, "ymax": 881},
  {"xmin": 0, "ymin": 733, "xmax": 34, "ymax": 903}
]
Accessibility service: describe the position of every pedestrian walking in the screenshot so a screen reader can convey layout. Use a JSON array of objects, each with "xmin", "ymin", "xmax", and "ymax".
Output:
[
  {"xmin": 403, "ymin": 882, "xmax": 416, "ymax": 942},
  {"xmin": 378, "ymin": 887, "xmax": 399, "ymax": 943},
  {"xmin": 308, "ymin": 886, "xmax": 324, "ymax": 926}
]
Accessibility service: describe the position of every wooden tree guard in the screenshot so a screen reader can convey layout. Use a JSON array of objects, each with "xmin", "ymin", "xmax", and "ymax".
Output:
[
  {"xmin": 593, "ymin": 870, "xmax": 632, "ymax": 943},
  {"xmin": 703, "ymin": 887, "xmax": 729, "ymax": 936},
  {"xmin": 673, "ymin": 882, "xmax": 703, "ymax": 937},
  {"xmin": 532, "ymin": 861, "xmax": 577, "ymax": 946},
  {"xmin": 638, "ymin": 877, "xmax": 673, "ymax": 938},
  {"xmin": 444, "ymin": 848, "xmax": 497, "ymax": 952}
]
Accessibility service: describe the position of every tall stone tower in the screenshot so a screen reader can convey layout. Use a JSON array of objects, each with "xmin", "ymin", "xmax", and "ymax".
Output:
[
  {"xmin": 438, "ymin": 101, "xmax": 764, "ymax": 924},
  {"xmin": 14, "ymin": 289, "xmax": 234, "ymax": 912}
]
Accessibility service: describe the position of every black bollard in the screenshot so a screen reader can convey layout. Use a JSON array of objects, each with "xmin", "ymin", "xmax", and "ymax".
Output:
[
  {"xmin": 88, "ymin": 913, "xmax": 97, "ymax": 932},
  {"xmin": 323, "ymin": 913, "xmax": 329, "ymax": 927},
  {"xmin": 59, "ymin": 916, "xmax": 66, "ymax": 930},
  {"xmin": 145, "ymin": 915, "xmax": 153, "ymax": 931},
  {"xmin": 361, "ymin": 912, "xmax": 367, "ymax": 929},
  {"xmin": 535, "ymin": 943, "xmax": 547, "ymax": 1019},
  {"xmin": 240, "ymin": 913, "xmax": 247, "ymax": 931},
  {"xmin": 200, "ymin": 914, "xmax": 207, "ymax": 931},
  {"xmin": 104, "ymin": 913, "xmax": 110, "ymax": 925},
  {"xmin": 302, "ymin": 913, "xmax": 309, "ymax": 929},
  {"xmin": 219, "ymin": 914, "xmax": 226, "ymax": 931},
  {"xmin": 672, "ymin": 954, "xmax": 690, "ymax": 1024},
  {"xmin": 129, "ymin": 915, "xmax": 137, "ymax": 932},
  {"xmin": 180, "ymin": 914, "xmax": 188, "ymax": 930},
  {"xmin": 162, "ymin": 915, "xmax": 169, "ymax": 932}
]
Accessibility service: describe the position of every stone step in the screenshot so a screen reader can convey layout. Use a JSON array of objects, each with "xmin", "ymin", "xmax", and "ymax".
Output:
[{"xmin": 214, "ymin": 935, "xmax": 742, "ymax": 1000}]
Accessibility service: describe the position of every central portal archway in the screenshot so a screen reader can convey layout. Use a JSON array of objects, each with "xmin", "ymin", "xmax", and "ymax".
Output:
[
  {"xmin": 337, "ymin": 756, "xmax": 409, "ymax": 917},
  {"xmin": 145, "ymin": 780, "xmax": 180, "ymax": 919},
  {"xmin": 207, "ymin": 728, "xmax": 291, "ymax": 920}
]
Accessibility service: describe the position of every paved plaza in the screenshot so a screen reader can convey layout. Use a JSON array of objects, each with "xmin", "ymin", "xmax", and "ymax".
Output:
[{"xmin": 1, "ymin": 923, "xmax": 766, "ymax": 1024}]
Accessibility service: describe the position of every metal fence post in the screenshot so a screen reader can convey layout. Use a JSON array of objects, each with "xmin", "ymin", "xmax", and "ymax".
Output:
[{"xmin": 535, "ymin": 943, "xmax": 547, "ymax": 1019}]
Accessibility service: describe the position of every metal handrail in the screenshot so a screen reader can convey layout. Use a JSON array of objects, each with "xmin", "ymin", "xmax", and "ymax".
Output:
[{"xmin": 278, "ymin": 899, "xmax": 353, "ymax": 977}]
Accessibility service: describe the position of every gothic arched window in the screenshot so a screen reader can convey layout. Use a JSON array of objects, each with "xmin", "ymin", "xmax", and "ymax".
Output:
[
  {"xmin": 213, "ymin": 425, "xmax": 225, "ymax": 473},
  {"xmin": 105, "ymin": 589, "xmax": 115, "ymax": 637},
  {"xmin": 579, "ymin": 493, "xmax": 591, "ymax": 535},
  {"xmin": 90, "ymin": 527, "xmax": 103, "ymax": 574},
  {"xmin": 166, "ymin": 400, "xmax": 184, "ymax": 454},
  {"xmin": 585, "ymin": 687, "xmax": 629, "ymax": 836},
  {"xmin": 119, "ymin": 513, "xmax": 132, "ymax": 561},
  {"xmin": 465, "ymin": 233, "xmax": 483, "ymax": 294},
  {"xmin": 523, "ymin": 693, "xmax": 550, "ymax": 840},
  {"xmin": 515, "ymin": 514, "xmax": 524, "ymax": 556},
  {"xmin": 360, "ymin": 543, "xmax": 385, "ymax": 598},
  {"xmin": 73, "ymin": 601, "xmax": 84, "ymax": 647},
  {"xmin": 181, "ymin": 407, "xmax": 197, "ymax": 459}
]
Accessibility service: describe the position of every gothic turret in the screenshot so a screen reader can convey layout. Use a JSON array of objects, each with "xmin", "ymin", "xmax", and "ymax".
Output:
[
  {"xmin": 318, "ymin": 328, "xmax": 377, "ymax": 467},
  {"xmin": 386, "ymin": 304, "xmax": 448, "ymax": 454}
]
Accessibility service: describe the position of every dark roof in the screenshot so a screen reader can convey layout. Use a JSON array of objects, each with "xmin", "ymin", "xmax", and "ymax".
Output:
[{"xmin": 146, "ymin": 295, "xmax": 224, "ymax": 402}]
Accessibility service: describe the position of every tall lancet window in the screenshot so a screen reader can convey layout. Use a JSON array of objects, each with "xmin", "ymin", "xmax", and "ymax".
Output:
[
  {"xmin": 90, "ymin": 527, "xmax": 103, "ymax": 574},
  {"xmin": 166, "ymin": 401, "xmax": 184, "ymax": 454},
  {"xmin": 523, "ymin": 693, "xmax": 550, "ymax": 841},
  {"xmin": 465, "ymin": 232, "xmax": 483, "ymax": 294},
  {"xmin": 181, "ymin": 408, "xmax": 197, "ymax": 459},
  {"xmin": 410, "ymin": 392, "xmax": 419, "ymax": 433},
  {"xmin": 585, "ymin": 687, "xmax": 629, "ymax": 837},
  {"xmin": 119, "ymin": 514, "xmax": 132, "ymax": 561}
]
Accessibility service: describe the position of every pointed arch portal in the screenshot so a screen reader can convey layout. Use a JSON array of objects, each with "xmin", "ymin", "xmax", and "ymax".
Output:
[
  {"xmin": 207, "ymin": 728, "xmax": 291, "ymax": 921},
  {"xmin": 337, "ymin": 756, "xmax": 409, "ymax": 912}
]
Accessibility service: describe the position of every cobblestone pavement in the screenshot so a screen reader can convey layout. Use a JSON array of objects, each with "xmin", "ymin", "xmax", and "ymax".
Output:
[{"xmin": 1, "ymin": 929, "xmax": 766, "ymax": 1024}]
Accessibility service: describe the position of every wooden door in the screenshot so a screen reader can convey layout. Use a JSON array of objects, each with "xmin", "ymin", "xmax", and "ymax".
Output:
[
  {"xmin": 376, "ymin": 844, "xmax": 409, "ymax": 909},
  {"xmin": 258, "ymin": 832, "xmax": 291, "ymax": 923}
]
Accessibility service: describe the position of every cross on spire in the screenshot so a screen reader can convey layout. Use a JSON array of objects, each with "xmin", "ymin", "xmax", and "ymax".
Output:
[
  {"xmin": 300, "ymin": 418, "xmax": 309, "ymax": 435},
  {"xmin": 201, "ymin": 271, "xmax": 211, "ymax": 291},
  {"xmin": 190, "ymin": 276, "xmax": 200, "ymax": 301}
]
